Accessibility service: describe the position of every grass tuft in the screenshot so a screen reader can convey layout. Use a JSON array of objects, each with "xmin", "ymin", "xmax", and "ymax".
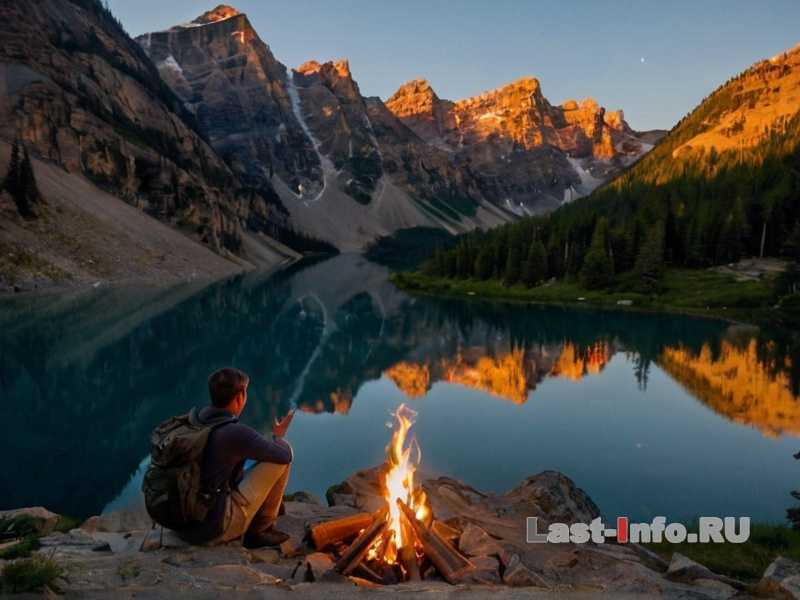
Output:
[
  {"xmin": 645, "ymin": 522, "xmax": 800, "ymax": 582},
  {"xmin": 0, "ymin": 536, "xmax": 41, "ymax": 560},
  {"xmin": 0, "ymin": 556, "xmax": 62, "ymax": 594}
]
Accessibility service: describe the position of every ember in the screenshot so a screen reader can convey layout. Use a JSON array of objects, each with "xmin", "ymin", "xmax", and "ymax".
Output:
[{"xmin": 309, "ymin": 403, "xmax": 474, "ymax": 584}]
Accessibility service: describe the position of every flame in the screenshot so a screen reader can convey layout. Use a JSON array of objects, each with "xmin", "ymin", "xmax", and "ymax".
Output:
[{"xmin": 380, "ymin": 403, "xmax": 429, "ymax": 564}]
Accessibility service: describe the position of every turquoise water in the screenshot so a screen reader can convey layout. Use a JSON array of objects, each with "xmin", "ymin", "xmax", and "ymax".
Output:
[{"xmin": 1, "ymin": 254, "xmax": 798, "ymax": 523}]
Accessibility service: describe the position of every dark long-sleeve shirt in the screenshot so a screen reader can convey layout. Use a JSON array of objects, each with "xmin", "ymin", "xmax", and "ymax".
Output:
[{"xmin": 178, "ymin": 406, "xmax": 292, "ymax": 542}]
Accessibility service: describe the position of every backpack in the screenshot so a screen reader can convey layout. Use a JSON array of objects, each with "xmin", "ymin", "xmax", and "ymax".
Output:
[{"xmin": 142, "ymin": 408, "xmax": 236, "ymax": 530}]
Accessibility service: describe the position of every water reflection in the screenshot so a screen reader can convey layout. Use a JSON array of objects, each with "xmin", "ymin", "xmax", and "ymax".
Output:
[{"xmin": 1, "ymin": 254, "xmax": 798, "ymax": 520}]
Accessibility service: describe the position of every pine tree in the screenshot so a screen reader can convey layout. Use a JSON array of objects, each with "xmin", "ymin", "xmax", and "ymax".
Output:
[
  {"xmin": 633, "ymin": 221, "xmax": 666, "ymax": 292},
  {"xmin": 503, "ymin": 229, "xmax": 524, "ymax": 286},
  {"xmin": 521, "ymin": 240, "xmax": 547, "ymax": 287},
  {"xmin": 3, "ymin": 139, "xmax": 20, "ymax": 198},
  {"xmin": 580, "ymin": 218, "xmax": 614, "ymax": 289},
  {"xmin": 474, "ymin": 247, "xmax": 494, "ymax": 280},
  {"xmin": 19, "ymin": 148, "xmax": 40, "ymax": 206},
  {"xmin": 3, "ymin": 140, "xmax": 36, "ymax": 218}
]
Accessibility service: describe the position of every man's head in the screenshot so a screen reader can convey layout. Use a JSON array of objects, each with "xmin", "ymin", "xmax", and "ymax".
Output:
[{"xmin": 208, "ymin": 367, "xmax": 250, "ymax": 416}]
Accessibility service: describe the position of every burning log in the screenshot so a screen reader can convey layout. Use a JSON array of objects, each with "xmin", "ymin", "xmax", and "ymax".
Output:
[
  {"xmin": 399, "ymin": 520, "xmax": 421, "ymax": 581},
  {"xmin": 334, "ymin": 507, "xmax": 388, "ymax": 575},
  {"xmin": 309, "ymin": 512, "xmax": 373, "ymax": 550},
  {"xmin": 397, "ymin": 499, "xmax": 474, "ymax": 584}
]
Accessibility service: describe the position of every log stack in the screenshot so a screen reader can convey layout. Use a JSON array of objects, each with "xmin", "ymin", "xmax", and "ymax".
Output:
[{"xmin": 308, "ymin": 500, "xmax": 474, "ymax": 585}]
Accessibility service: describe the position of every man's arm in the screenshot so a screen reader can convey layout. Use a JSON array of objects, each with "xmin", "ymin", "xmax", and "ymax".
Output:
[{"xmin": 229, "ymin": 424, "xmax": 293, "ymax": 464}]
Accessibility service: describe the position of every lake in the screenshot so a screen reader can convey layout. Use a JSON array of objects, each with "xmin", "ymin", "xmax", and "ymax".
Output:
[{"xmin": 1, "ymin": 254, "xmax": 798, "ymax": 525}]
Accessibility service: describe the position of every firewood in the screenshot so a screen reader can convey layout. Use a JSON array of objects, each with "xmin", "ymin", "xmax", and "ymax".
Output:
[
  {"xmin": 354, "ymin": 562, "xmax": 385, "ymax": 584},
  {"xmin": 399, "ymin": 520, "xmax": 421, "ymax": 581},
  {"xmin": 309, "ymin": 512, "xmax": 373, "ymax": 550},
  {"xmin": 432, "ymin": 519, "xmax": 461, "ymax": 544},
  {"xmin": 397, "ymin": 499, "xmax": 474, "ymax": 584},
  {"xmin": 334, "ymin": 507, "xmax": 388, "ymax": 575}
]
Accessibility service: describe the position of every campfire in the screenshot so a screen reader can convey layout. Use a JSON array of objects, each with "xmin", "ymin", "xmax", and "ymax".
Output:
[{"xmin": 308, "ymin": 404, "xmax": 474, "ymax": 584}]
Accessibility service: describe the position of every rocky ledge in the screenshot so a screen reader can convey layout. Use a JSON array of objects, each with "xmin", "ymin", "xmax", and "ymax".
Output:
[{"xmin": 0, "ymin": 470, "xmax": 796, "ymax": 598}]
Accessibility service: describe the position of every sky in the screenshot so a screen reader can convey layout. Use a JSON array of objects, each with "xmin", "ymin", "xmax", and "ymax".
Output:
[{"xmin": 107, "ymin": 0, "xmax": 800, "ymax": 131}]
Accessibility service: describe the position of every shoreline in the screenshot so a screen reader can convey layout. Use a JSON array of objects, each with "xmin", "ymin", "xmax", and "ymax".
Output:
[{"xmin": 390, "ymin": 270, "xmax": 786, "ymax": 328}]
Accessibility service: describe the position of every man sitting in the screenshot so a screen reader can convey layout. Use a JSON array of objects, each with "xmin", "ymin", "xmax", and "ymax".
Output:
[{"xmin": 177, "ymin": 367, "xmax": 295, "ymax": 548}]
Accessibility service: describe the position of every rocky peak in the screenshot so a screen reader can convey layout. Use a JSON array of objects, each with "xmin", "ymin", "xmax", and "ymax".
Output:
[
  {"xmin": 138, "ymin": 6, "xmax": 323, "ymax": 208},
  {"xmin": 385, "ymin": 78, "xmax": 451, "ymax": 142},
  {"xmin": 295, "ymin": 59, "xmax": 361, "ymax": 101},
  {"xmin": 192, "ymin": 4, "xmax": 241, "ymax": 25},
  {"xmin": 455, "ymin": 76, "xmax": 543, "ymax": 108}
]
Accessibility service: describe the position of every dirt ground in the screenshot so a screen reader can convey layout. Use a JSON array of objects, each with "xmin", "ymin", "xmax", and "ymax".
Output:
[{"xmin": 0, "ymin": 142, "xmax": 295, "ymax": 294}]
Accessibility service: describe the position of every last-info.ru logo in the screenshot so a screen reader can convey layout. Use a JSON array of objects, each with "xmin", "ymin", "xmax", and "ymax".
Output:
[{"xmin": 527, "ymin": 516, "xmax": 750, "ymax": 544}]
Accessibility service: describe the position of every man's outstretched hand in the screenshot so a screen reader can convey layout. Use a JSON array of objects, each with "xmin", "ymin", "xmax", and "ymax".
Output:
[{"xmin": 273, "ymin": 409, "xmax": 295, "ymax": 438}]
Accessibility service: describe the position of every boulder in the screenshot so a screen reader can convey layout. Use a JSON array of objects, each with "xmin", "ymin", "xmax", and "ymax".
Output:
[
  {"xmin": 285, "ymin": 491, "xmax": 322, "ymax": 505},
  {"xmin": 666, "ymin": 552, "xmax": 716, "ymax": 583},
  {"xmin": 757, "ymin": 556, "xmax": 800, "ymax": 599},
  {"xmin": 0, "ymin": 506, "xmax": 60, "ymax": 535},
  {"xmin": 304, "ymin": 552, "xmax": 335, "ymax": 582},
  {"xmin": 504, "ymin": 470, "xmax": 600, "ymax": 525},
  {"xmin": 667, "ymin": 553, "xmax": 746, "ymax": 591}
]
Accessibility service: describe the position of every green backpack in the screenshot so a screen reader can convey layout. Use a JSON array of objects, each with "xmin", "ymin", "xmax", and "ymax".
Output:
[{"xmin": 142, "ymin": 408, "xmax": 236, "ymax": 530}]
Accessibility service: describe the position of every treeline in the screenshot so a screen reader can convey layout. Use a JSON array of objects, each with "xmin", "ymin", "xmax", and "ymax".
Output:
[{"xmin": 422, "ymin": 111, "xmax": 800, "ymax": 292}]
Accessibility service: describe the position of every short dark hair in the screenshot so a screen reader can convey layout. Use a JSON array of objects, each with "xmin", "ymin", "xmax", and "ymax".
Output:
[{"xmin": 208, "ymin": 368, "xmax": 250, "ymax": 408}]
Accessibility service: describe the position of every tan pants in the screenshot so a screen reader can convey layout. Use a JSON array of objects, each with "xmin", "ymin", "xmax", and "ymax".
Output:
[{"xmin": 215, "ymin": 462, "xmax": 290, "ymax": 544}]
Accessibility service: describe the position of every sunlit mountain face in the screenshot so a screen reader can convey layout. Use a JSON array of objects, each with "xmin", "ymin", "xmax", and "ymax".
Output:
[{"xmin": 1, "ymin": 255, "xmax": 798, "ymax": 520}]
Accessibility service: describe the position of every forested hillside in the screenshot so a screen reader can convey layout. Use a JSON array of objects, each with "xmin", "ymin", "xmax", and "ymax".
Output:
[{"xmin": 417, "ymin": 44, "xmax": 800, "ymax": 296}]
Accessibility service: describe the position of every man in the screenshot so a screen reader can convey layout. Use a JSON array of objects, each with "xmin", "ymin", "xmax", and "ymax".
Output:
[{"xmin": 178, "ymin": 367, "xmax": 295, "ymax": 548}]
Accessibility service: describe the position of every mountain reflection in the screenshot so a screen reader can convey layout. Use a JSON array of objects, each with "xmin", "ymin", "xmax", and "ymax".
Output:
[{"xmin": 1, "ymin": 254, "xmax": 798, "ymax": 518}]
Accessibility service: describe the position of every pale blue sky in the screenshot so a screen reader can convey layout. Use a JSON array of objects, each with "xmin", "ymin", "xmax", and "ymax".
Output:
[{"xmin": 107, "ymin": 0, "xmax": 800, "ymax": 131}]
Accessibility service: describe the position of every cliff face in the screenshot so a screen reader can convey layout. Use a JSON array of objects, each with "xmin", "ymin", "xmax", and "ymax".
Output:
[
  {"xmin": 386, "ymin": 77, "xmax": 659, "ymax": 211},
  {"xmin": 0, "ymin": 0, "xmax": 290, "ymax": 257},
  {"xmin": 138, "ymin": 8, "xmax": 512, "ymax": 250},
  {"xmin": 136, "ymin": 6, "xmax": 323, "ymax": 200}
]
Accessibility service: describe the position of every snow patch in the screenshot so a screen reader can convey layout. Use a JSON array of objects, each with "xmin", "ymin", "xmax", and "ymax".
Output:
[
  {"xmin": 286, "ymin": 76, "xmax": 336, "ymax": 203},
  {"xmin": 565, "ymin": 157, "xmax": 604, "ymax": 201},
  {"xmin": 159, "ymin": 55, "xmax": 184, "ymax": 76}
]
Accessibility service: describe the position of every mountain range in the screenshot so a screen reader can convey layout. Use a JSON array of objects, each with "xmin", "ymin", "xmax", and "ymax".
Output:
[
  {"xmin": 0, "ymin": 1, "xmax": 665, "ymax": 291},
  {"xmin": 136, "ymin": 5, "xmax": 661, "ymax": 249},
  {"xmin": 416, "ymin": 40, "xmax": 800, "ymax": 297}
]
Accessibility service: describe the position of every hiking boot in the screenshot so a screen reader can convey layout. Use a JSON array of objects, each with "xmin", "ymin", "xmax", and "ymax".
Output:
[{"xmin": 243, "ymin": 527, "xmax": 290, "ymax": 549}]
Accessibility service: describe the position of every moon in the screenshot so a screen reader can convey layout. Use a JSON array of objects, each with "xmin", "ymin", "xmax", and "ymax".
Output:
[{"xmin": 640, "ymin": 57, "xmax": 646, "ymax": 64}]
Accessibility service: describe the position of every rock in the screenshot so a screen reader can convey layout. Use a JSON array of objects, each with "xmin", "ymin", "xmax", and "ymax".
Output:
[
  {"xmin": 0, "ymin": 506, "xmax": 60, "ymax": 535},
  {"xmin": 666, "ymin": 553, "xmax": 746, "ymax": 592},
  {"xmin": 81, "ymin": 507, "xmax": 152, "ymax": 534},
  {"xmin": 247, "ymin": 547, "xmax": 280, "ymax": 564},
  {"xmin": 505, "ymin": 470, "xmax": 600, "ymax": 525},
  {"xmin": 250, "ymin": 561, "xmax": 298, "ymax": 581},
  {"xmin": 279, "ymin": 533, "xmax": 308, "ymax": 559},
  {"xmin": 190, "ymin": 564, "xmax": 280, "ymax": 588},
  {"xmin": 502, "ymin": 553, "xmax": 548, "ymax": 588},
  {"xmin": 304, "ymin": 552, "xmax": 335, "ymax": 582},
  {"xmin": 757, "ymin": 556, "xmax": 800, "ymax": 599},
  {"xmin": 666, "ymin": 552, "xmax": 715, "ymax": 583},
  {"xmin": 138, "ymin": 528, "xmax": 163, "ymax": 553},
  {"xmin": 285, "ymin": 491, "xmax": 322, "ymax": 505}
]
